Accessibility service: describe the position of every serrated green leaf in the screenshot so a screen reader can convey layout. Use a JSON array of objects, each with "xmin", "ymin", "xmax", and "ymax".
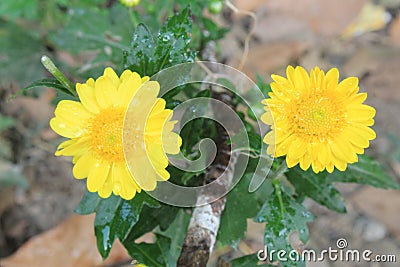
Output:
[
  {"xmin": 155, "ymin": 7, "xmax": 195, "ymax": 71},
  {"xmin": 125, "ymin": 7, "xmax": 195, "ymax": 77},
  {"xmin": 218, "ymin": 174, "xmax": 261, "ymax": 247},
  {"xmin": 74, "ymin": 190, "xmax": 102, "ymax": 215},
  {"xmin": 124, "ymin": 234, "xmax": 170, "ymax": 267},
  {"xmin": 125, "ymin": 23, "xmax": 156, "ymax": 76},
  {"xmin": 75, "ymin": 190, "xmax": 159, "ymax": 259},
  {"xmin": 124, "ymin": 208, "xmax": 190, "ymax": 267},
  {"xmin": 255, "ymin": 184, "xmax": 315, "ymax": 267},
  {"xmin": 217, "ymin": 161, "xmax": 273, "ymax": 248},
  {"xmin": 156, "ymin": 209, "xmax": 191, "ymax": 266},
  {"xmin": 327, "ymin": 155, "xmax": 399, "ymax": 189},
  {"xmin": 123, "ymin": 203, "xmax": 180, "ymax": 243},
  {"xmin": 9, "ymin": 78, "xmax": 75, "ymax": 101},
  {"xmin": 286, "ymin": 167, "xmax": 347, "ymax": 213}
]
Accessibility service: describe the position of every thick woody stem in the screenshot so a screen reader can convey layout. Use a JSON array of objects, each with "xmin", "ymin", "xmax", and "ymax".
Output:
[{"xmin": 177, "ymin": 87, "xmax": 238, "ymax": 266}]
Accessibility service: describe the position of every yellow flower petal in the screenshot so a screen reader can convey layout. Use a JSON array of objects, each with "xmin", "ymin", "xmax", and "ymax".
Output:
[
  {"xmin": 286, "ymin": 154, "xmax": 299, "ymax": 168},
  {"xmin": 117, "ymin": 71, "xmax": 142, "ymax": 106},
  {"xmin": 104, "ymin": 67, "xmax": 120, "ymax": 88},
  {"xmin": 50, "ymin": 118, "xmax": 81, "ymax": 139},
  {"xmin": 51, "ymin": 100, "xmax": 92, "ymax": 138},
  {"xmin": 112, "ymin": 163, "xmax": 138, "ymax": 200},
  {"xmin": 87, "ymin": 161, "xmax": 111, "ymax": 192},
  {"xmin": 261, "ymin": 65, "xmax": 376, "ymax": 173},
  {"xmin": 147, "ymin": 143, "xmax": 168, "ymax": 169},
  {"xmin": 73, "ymin": 152, "xmax": 96, "ymax": 179},
  {"xmin": 287, "ymin": 137, "xmax": 307, "ymax": 159},
  {"xmin": 50, "ymin": 68, "xmax": 181, "ymax": 200},
  {"xmin": 299, "ymin": 154, "xmax": 312, "ymax": 171},
  {"xmin": 55, "ymin": 137, "xmax": 89, "ymax": 156},
  {"xmin": 131, "ymin": 156, "xmax": 157, "ymax": 191},
  {"xmin": 162, "ymin": 132, "xmax": 182, "ymax": 154},
  {"xmin": 76, "ymin": 83, "xmax": 100, "ymax": 114},
  {"xmin": 98, "ymin": 172, "xmax": 113, "ymax": 198},
  {"xmin": 326, "ymin": 68, "xmax": 339, "ymax": 92},
  {"xmin": 94, "ymin": 76, "xmax": 117, "ymax": 108},
  {"xmin": 337, "ymin": 77, "xmax": 359, "ymax": 96},
  {"xmin": 348, "ymin": 104, "xmax": 376, "ymax": 121}
]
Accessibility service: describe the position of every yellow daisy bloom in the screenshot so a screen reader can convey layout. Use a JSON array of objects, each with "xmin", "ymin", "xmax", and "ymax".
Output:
[
  {"xmin": 50, "ymin": 68, "xmax": 181, "ymax": 200},
  {"xmin": 120, "ymin": 0, "xmax": 140, "ymax": 8},
  {"xmin": 261, "ymin": 66, "xmax": 376, "ymax": 173}
]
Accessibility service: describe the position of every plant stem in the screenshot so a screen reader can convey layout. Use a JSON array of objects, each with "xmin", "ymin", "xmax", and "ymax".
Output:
[
  {"xmin": 273, "ymin": 179, "xmax": 285, "ymax": 219},
  {"xmin": 128, "ymin": 8, "xmax": 138, "ymax": 28},
  {"xmin": 40, "ymin": 55, "xmax": 77, "ymax": 97},
  {"xmin": 271, "ymin": 161, "xmax": 288, "ymax": 219}
]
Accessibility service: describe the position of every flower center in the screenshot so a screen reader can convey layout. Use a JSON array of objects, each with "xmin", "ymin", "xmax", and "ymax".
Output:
[
  {"xmin": 88, "ymin": 107, "xmax": 125, "ymax": 162},
  {"xmin": 290, "ymin": 96, "xmax": 346, "ymax": 142}
]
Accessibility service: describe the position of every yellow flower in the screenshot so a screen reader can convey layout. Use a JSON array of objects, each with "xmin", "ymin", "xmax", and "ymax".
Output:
[
  {"xmin": 120, "ymin": 0, "xmax": 140, "ymax": 8},
  {"xmin": 50, "ymin": 68, "xmax": 181, "ymax": 200},
  {"xmin": 261, "ymin": 66, "xmax": 376, "ymax": 173}
]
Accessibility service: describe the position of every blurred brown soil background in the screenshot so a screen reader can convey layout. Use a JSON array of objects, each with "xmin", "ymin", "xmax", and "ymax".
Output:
[{"xmin": 1, "ymin": 0, "xmax": 400, "ymax": 266}]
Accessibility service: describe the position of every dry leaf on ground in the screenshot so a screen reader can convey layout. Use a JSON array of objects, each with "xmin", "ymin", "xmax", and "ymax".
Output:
[{"xmin": 0, "ymin": 214, "xmax": 130, "ymax": 267}]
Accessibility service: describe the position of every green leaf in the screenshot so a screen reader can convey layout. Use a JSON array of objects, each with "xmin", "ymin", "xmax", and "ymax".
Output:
[
  {"xmin": 124, "ymin": 234, "xmax": 170, "ymax": 267},
  {"xmin": 217, "ymin": 158, "xmax": 274, "ymax": 248},
  {"xmin": 230, "ymin": 130, "xmax": 262, "ymax": 155},
  {"xmin": 155, "ymin": 7, "xmax": 195, "ymax": 71},
  {"xmin": 124, "ymin": 208, "xmax": 190, "ymax": 267},
  {"xmin": 75, "ymin": 190, "xmax": 159, "ymax": 259},
  {"xmin": 230, "ymin": 254, "xmax": 259, "ymax": 266},
  {"xmin": 0, "ymin": 0, "xmax": 39, "ymax": 20},
  {"xmin": 255, "ymin": 184, "xmax": 315, "ymax": 267},
  {"xmin": 9, "ymin": 78, "xmax": 75, "ymax": 101},
  {"xmin": 327, "ymin": 155, "xmax": 399, "ymax": 189},
  {"xmin": 123, "ymin": 203, "xmax": 180, "ymax": 243},
  {"xmin": 125, "ymin": 23, "xmax": 156, "ymax": 77},
  {"xmin": 156, "ymin": 209, "xmax": 191, "ymax": 266},
  {"xmin": 74, "ymin": 191, "xmax": 102, "ymax": 215},
  {"xmin": 51, "ymin": 6, "xmax": 133, "ymax": 76},
  {"xmin": 286, "ymin": 167, "xmax": 347, "ymax": 213},
  {"xmin": 201, "ymin": 17, "xmax": 229, "ymax": 41},
  {"xmin": 256, "ymin": 74, "xmax": 272, "ymax": 96},
  {"xmin": 125, "ymin": 7, "xmax": 195, "ymax": 76},
  {"xmin": 181, "ymin": 170, "xmax": 203, "ymax": 186},
  {"xmin": 0, "ymin": 20, "xmax": 44, "ymax": 87}
]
